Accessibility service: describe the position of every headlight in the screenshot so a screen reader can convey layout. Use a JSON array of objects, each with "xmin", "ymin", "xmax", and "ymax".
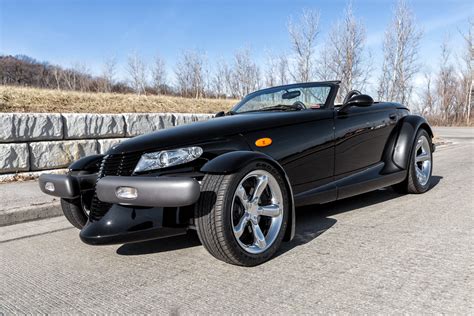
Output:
[{"xmin": 133, "ymin": 146, "xmax": 203, "ymax": 173}]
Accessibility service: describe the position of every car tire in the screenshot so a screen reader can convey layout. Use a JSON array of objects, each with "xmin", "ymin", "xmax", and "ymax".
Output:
[
  {"xmin": 60, "ymin": 170, "xmax": 90, "ymax": 229},
  {"xmin": 60, "ymin": 197, "xmax": 88, "ymax": 229},
  {"xmin": 392, "ymin": 129, "xmax": 433, "ymax": 194},
  {"xmin": 195, "ymin": 161, "xmax": 289, "ymax": 266}
]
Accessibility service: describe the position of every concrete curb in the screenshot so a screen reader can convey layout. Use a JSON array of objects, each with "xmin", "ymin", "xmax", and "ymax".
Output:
[
  {"xmin": 0, "ymin": 169, "xmax": 68, "ymax": 184},
  {"xmin": 0, "ymin": 202, "xmax": 63, "ymax": 227}
]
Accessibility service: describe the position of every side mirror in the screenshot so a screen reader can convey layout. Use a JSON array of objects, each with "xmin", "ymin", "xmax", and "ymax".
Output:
[
  {"xmin": 215, "ymin": 111, "xmax": 226, "ymax": 117},
  {"xmin": 339, "ymin": 94, "xmax": 374, "ymax": 112}
]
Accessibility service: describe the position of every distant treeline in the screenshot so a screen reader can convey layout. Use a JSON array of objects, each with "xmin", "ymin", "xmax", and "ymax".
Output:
[
  {"xmin": 0, "ymin": 1, "xmax": 472, "ymax": 125},
  {"xmin": 0, "ymin": 55, "xmax": 143, "ymax": 95}
]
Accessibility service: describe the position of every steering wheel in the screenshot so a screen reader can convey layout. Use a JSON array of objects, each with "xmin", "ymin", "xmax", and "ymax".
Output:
[
  {"xmin": 343, "ymin": 90, "xmax": 362, "ymax": 104},
  {"xmin": 292, "ymin": 101, "xmax": 307, "ymax": 110}
]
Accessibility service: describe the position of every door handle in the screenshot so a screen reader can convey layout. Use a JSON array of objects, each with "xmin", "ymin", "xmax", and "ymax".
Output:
[{"xmin": 389, "ymin": 113, "xmax": 397, "ymax": 121}]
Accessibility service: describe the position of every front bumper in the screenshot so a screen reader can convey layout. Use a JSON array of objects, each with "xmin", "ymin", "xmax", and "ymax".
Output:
[
  {"xmin": 39, "ymin": 173, "xmax": 95, "ymax": 198},
  {"xmin": 39, "ymin": 174, "xmax": 201, "ymax": 207},
  {"xmin": 39, "ymin": 173, "xmax": 201, "ymax": 245},
  {"xmin": 96, "ymin": 176, "xmax": 200, "ymax": 207}
]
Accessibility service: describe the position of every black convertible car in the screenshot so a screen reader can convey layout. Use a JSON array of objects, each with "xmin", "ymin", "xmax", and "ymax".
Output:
[{"xmin": 39, "ymin": 81, "xmax": 434, "ymax": 266}]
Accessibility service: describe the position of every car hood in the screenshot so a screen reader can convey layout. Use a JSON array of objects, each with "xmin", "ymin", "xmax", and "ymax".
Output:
[{"xmin": 108, "ymin": 111, "xmax": 332, "ymax": 154}]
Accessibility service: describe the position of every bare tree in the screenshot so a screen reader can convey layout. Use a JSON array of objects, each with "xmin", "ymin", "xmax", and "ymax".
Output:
[
  {"xmin": 212, "ymin": 59, "xmax": 230, "ymax": 98},
  {"xmin": 417, "ymin": 71, "xmax": 436, "ymax": 116},
  {"xmin": 51, "ymin": 66, "xmax": 62, "ymax": 90},
  {"xmin": 315, "ymin": 48, "xmax": 333, "ymax": 82},
  {"xmin": 276, "ymin": 54, "xmax": 289, "ymax": 85},
  {"xmin": 459, "ymin": 20, "xmax": 473, "ymax": 124},
  {"xmin": 264, "ymin": 52, "xmax": 278, "ymax": 87},
  {"xmin": 262, "ymin": 53, "xmax": 290, "ymax": 87},
  {"xmin": 62, "ymin": 66, "xmax": 77, "ymax": 91},
  {"xmin": 324, "ymin": 3, "xmax": 371, "ymax": 102},
  {"xmin": 377, "ymin": 0, "xmax": 422, "ymax": 106},
  {"xmin": 232, "ymin": 49, "xmax": 261, "ymax": 98},
  {"xmin": 203, "ymin": 65, "xmax": 212, "ymax": 97},
  {"xmin": 175, "ymin": 50, "xmax": 207, "ymax": 98},
  {"xmin": 436, "ymin": 39, "xmax": 459, "ymax": 123},
  {"xmin": 288, "ymin": 9, "xmax": 320, "ymax": 82},
  {"xmin": 61, "ymin": 63, "xmax": 91, "ymax": 92},
  {"xmin": 74, "ymin": 63, "xmax": 91, "ymax": 92},
  {"xmin": 223, "ymin": 61, "xmax": 236, "ymax": 97},
  {"xmin": 127, "ymin": 52, "xmax": 147, "ymax": 95},
  {"xmin": 152, "ymin": 55, "xmax": 166, "ymax": 95},
  {"xmin": 101, "ymin": 57, "xmax": 117, "ymax": 93},
  {"xmin": 262, "ymin": 51, "xmax": 289, "ymax": 88}
]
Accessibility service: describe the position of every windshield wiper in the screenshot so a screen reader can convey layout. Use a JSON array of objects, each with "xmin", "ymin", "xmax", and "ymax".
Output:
[
  {"xmin": 260, "ymin": 104, "xmax": 303, "ymax": 112},
  {"xmin": 239, "ymin": 104, "xmax": 302, "ymax": 114}
]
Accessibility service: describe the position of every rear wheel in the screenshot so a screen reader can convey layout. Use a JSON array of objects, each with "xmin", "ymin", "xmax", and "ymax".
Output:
[
  {"xmin": 60, "ymin": 197, "xmax": 88, "ymax": 229},
  {"xmin": 195, "ymin": 161, "xmax": 289, "ymax": 266},
  {"xmin": 60, "ymin": 171, "xmax": 90, "ymax": 229},
  {"xmin": 392, "ymin": 129, "xmax": 433, "ymax": 194}
]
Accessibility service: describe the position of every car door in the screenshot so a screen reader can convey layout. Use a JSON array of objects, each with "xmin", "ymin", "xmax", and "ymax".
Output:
[
  {"xmin": 244, "ymin": 110, "xmax": 335, "ymax": 195},
  {"xmin": 334, "ymin": 103, "xmax": 398, "ymax": 177}
]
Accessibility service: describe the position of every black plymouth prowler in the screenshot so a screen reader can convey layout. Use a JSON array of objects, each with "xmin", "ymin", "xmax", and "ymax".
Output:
[{"xmin": 39, "ymin": 81, "xmax": 434, "ymax": 266}]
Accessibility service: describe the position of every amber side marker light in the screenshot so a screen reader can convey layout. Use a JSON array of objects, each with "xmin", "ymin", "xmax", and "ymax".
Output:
[{"xmin": 255, "ymin": 138, "xmax": 273, "ymax": 147}]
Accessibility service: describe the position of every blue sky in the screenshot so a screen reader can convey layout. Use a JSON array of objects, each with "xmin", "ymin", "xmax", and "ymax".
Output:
[{"xmin": 1, "ymin": 0, "xmax": 472, "ymax": 86}]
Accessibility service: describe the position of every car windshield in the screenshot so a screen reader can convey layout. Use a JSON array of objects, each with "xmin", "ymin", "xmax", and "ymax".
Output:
[{"xmin": 233, "ymin": 85, "xmax": 332, "ymax": 113}]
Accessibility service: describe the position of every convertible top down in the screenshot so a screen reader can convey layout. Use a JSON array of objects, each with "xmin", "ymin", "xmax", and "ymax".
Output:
[{"xmin": 39, "ymin": 81, "xmax": 434, "ymax": 266}]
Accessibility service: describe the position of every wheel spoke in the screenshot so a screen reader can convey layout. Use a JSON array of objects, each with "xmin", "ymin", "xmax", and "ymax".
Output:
[
  {"xmin": 416, "ymin": 167, "xmax": 425, "ymax": 182},
  {"xmin": 235, "ymin": 184, "xmax": 248, "ymax": 204},
  {"xmin": 416, "ymin": 139, "xmax": 423, "ymax": 151},
  {"xmin": 231, "ymin": 170, "xmax": 284, "ymax": 254},
  {"xmin": 258, "ymin": 204, "xmax": 281, "ymax": 217},
  {"xmin": 251, "ymin": 222, "xmax": 266, "ymax": 249},
  {"xmin": 416, "ymin": 153, "xmax": 430, "ymax": 162},
  {"xmin": 252, "ymin": 175, "xmax": 268, "ymax": 201},
  {"xmin": 233, "ymin": 213, "xmax": 250, "ymax": 239}
]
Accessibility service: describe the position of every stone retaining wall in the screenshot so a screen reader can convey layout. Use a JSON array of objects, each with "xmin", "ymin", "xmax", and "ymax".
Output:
[{"xmin": 0, "ymin": 113, "xmax": 213, "ymax": 176}]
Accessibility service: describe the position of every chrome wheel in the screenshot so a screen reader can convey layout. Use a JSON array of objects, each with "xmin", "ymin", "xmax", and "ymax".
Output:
[
  {"xmin": 414, "ymin": 135, "xmax": 432, "ymax": 186},
  {"xmin": 231, "ymin": 170, "xmax": 284, "ymax": 254}
]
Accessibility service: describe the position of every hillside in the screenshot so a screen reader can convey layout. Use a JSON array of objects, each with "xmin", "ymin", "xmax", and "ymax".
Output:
[{"xmin": 0, "ymin": 86, "xmax": 238, "ymax": 114}]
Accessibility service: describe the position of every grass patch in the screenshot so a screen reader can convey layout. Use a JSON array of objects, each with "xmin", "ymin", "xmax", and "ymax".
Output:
[{"xmin": 0, "ymin": 86, "xmax": 238, "ymax": 114}]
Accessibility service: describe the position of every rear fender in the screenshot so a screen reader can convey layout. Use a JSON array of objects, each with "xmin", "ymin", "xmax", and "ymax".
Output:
[
  {"xmin": 392, "ymin": 115, "xmax": 434, "ymax": 170},
  {"xmin": 201, "ymin": 151, "xmax": 296, "ymax": 241}
]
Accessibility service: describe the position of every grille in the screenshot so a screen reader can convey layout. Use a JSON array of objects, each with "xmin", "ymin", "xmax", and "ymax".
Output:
[
  {"xmin": 89, "ymin": 152, "xmax": 142, "ymax": 221},
  {"xmin": 100, "ymin": 152, "xmax": 142, "ymax": 177}
]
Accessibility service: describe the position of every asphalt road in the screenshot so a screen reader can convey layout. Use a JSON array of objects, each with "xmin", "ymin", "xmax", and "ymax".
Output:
[{"xmin": 1, "ymin": 127, "xmax": 473, "ymax": 314}]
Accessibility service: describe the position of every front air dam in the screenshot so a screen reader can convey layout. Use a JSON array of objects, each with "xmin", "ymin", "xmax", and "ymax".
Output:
[{"xmin": 80, "ymin": 204, "xmax": 187, "ymax": 245}]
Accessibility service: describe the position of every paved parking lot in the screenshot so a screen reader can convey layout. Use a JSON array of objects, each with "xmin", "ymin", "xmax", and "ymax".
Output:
[{"xmin": 1, "ymin": 127, "xmax": 473, "ymax": 314}]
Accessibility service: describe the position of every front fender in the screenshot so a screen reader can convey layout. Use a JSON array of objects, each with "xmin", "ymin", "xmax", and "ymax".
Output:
[
  {"xmin": 201, "ymin": 151, "xmax": 276, "ymax": 174},
  {"xmin": 201, "ymin": 151, "xmax": 296, "ymax": 241},
  {"xmin": 393, "ymin": 115, "xmax": 434, "ymax": 170},
  {"xmin": 69, "ymin": 154, "xmax": 104, "ymax": 173}
]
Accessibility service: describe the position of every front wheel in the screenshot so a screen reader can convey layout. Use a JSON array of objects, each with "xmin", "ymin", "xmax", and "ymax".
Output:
[
  {"xmin": 392, "ymin": 129, "xmax": 433, "ymax": 194},
  {"xmin": 195, "ymin": 161, "xmax": 289, "ymax": 266}
]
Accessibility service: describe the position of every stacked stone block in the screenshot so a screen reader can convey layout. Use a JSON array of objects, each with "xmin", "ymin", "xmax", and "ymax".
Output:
[{"xmin": 0, "ymin": 113, "xmax": 213, "ymax": 175}]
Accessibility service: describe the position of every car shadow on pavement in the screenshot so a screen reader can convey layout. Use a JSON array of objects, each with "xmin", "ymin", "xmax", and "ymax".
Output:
[
  {"xmin": 116, "ymin": 175, "xmax": 442, "ymax": 257},
  {"xmin": 275, "ymin": 175, "xmax": 442, "ymax": 258},
  {"xmin": 116, "ymin": 232, "xmax": 202, "ymax": 256},
  {"xmin": 428, "ymin": 175, "xmax": 442, "ymax": 189}
]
